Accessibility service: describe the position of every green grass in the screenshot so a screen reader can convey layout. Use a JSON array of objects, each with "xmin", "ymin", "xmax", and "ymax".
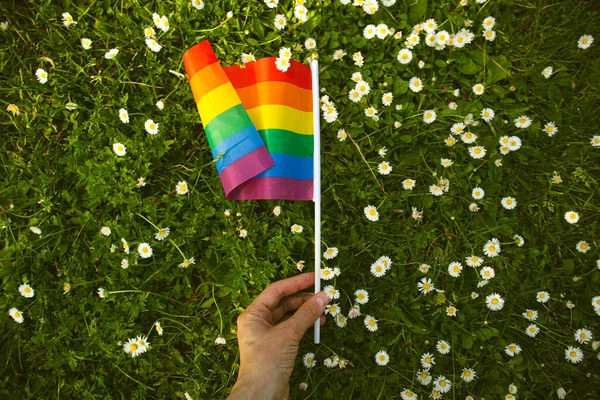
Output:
[{"xmin": 1, "ymin": 0, "xmax": 599, "ymax": 398}]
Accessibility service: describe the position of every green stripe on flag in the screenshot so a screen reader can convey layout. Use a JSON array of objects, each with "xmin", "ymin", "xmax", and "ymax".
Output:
[
  {"xmin": 204, "ymin": 104, "xmax": 254, "ymax": 149},
  {"xmin": 259, "ymin": 129, "xmax": 314, "ymax": 158}
]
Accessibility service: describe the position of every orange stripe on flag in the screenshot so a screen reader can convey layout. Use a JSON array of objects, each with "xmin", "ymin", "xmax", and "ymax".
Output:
[
  {"xmin": 236, "ymin": 81, "xmax": 312, "ymax": 112},
  {"xmin": 188, "ymin": 62, "xmax": 230, "ymax": 103}
]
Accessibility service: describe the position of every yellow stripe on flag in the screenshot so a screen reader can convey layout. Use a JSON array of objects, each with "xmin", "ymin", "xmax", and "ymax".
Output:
[
  {"xmin": 197, "ymin": 83, "xmax": 241, "ymax": 126},
  {"xmin": 247, "ymin": 105, "xmax": 313, "ymax": 135}
]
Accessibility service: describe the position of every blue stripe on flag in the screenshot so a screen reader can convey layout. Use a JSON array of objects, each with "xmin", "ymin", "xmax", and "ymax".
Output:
[
  {"xmin": 255, "ymin": 153, "xmax": 313, "ymax": 180},
  {"xmin": 213, "ymin": 125, "xmax": 265, "ymax": 174}
]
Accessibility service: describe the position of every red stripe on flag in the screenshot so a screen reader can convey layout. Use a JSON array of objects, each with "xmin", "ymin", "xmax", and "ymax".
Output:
[{"xmin": 182, "ymin": 40, "xmax": 219, "ymax": 80}]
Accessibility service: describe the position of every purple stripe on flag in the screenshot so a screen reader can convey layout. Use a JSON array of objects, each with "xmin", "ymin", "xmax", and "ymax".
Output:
[
  {"xmin": 220, "ymin": 146, "xmax": 275, "ymax": 198},
  {"xmin": 228, "ymin": 177, "xmax": 314, "ymax": 200}
]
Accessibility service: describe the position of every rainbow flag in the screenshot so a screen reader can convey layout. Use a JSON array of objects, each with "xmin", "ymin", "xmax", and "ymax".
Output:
[{"xmin": 183, "ymin": 40, "xmax": 314, "ymax": 200}]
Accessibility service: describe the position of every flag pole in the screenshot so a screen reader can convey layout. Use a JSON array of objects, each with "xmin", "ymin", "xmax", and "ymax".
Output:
[{"xmin": 310, "ymin": 59, "xmax": 321, "ymax": 344}]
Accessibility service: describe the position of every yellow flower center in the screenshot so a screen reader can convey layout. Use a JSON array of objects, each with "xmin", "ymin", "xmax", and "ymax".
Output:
[
  {"xmin": 323, "ymin": 270, "xmax": 330, "ymax": 276},
  {"xmin": 369, "ymin": 209, "xmax": 376, "ymax": 216},
  {"xmin": 118, "ymin": 146, "xmax": 123, "ymax": 151},
  {"xmin": 368, "ymin": 319, "xmax": 375, "ymax": 326},
  {"xmin": 24, "ymin": 287, "xmax": 31, "ymax": 293},
  {"xmin": 492, "ymin": 298, "xmax": 499, "ymax": 305},
  {"xmin": 475, "ymin": 191, "xmax": 481, "ymax": 197},
  {"xmin": 440, "ymin": 381, "xmax": 446, "ymax": 386},
  {"xmin": 581, "ymin": 333, "xmax": 587, "ymax": 338},
  {"xmin": 474, "ymin": 148, "xmax": 481, "ymax": 154},
  {"xmin": 130, "ymin": 343, "xmax": 138, "ymax": 351},
  {"xmin": 379, "ymin": 355, "xmax": 386, "ymax": 361},
  {"xmin": 583, "ymin": 38, "xmax": 588, "ymax": 44},
  {"xmin": 402, "ymin": 54, "xmax": 408, "ymax": 59},
  {"xmin": 423, "ymin": 283, "xmax": 431, "ymax": 290},
  {"xmin": 149, "ymin": 123, "xmax": 156, "ymax": 130},
  {"xmin": 570, "ymin": 351, "xmax": 577, "ymax": 357},
  {"xmin": 142, "ymin": 247, "xmax": 148, "ymax": 253},
  {"xmin": 484, "ymin": 112, "xmax": 489, "ymax": 117},
  {"xmin": 375, "ymin": 266, "xmax": 382, "ymax": 272},
  {"xmin": 527, "ymin": 311, "xmax": 533, "ymax": 317},
  {"xmin": 580, "ymin": 243, "xmax": 587, "ymax": 249},
  {"xmin": 14, "ymin": 312, "xmax": 21, "ymax": 318},
  {"xmin": 414, "ymin": 81, "xmax": 420, "ymax": 87},
  {"xmin": 307, "ymin": 357, "xmax": 313, "ymax": 364},
  {"xmin": 520, "ymin": 119, "xmax": 526, "ymax": 124},
  {"xmin": 181, "ymin": 183, "xmax": 187, "ymax": 191},
  {"xmin": 425, "ymin": 357, "xmax": 431, "ymax": 363},
  {"xmin": 453, "ymin": 266, "xmax": 459, "ymax": 272},
  {"xmin": 358, "ymin": 293, "xmax": 365, "ymax": 300},
  {"xmin": 509, "ymin": 346, "xmax": 516, "ymax": 352},
  {"xmin": 546, "ymin": 126, "xmax": 553, "ymax": 132},
  {"xmin": 464, "ymin": 371, "xmax": 471, "ymax": 376}
]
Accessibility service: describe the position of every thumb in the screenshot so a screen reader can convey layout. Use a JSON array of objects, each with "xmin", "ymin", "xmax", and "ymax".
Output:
[{"xmin": 287, "ymin": 291, "xmax": 330, "ymax": 339}]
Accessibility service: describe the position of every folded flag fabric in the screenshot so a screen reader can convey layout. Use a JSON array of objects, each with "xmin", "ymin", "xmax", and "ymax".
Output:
[{"xmin": 183, "ymin": 40, "xmax": 314, "ymax": 200}]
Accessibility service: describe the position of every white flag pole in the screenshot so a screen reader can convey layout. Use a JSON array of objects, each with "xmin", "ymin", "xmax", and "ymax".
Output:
[{"xmin": 310, "ymin": 59, "xmax": 321, "ymax": 344}]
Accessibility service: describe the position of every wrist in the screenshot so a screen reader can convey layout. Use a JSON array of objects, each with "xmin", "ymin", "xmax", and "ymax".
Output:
[{"xmin": 228, "ymin": 367, "xmax": 288, "ymax": 400}]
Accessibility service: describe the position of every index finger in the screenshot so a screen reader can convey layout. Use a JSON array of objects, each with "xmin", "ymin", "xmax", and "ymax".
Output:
[{"xmin": 252, "ymin": 272, "xmax": 316, "ymax": 309}]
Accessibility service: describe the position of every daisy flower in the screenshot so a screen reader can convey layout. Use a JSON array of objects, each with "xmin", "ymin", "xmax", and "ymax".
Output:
[
  {"xmin": 501, "ymin": 196, "xmax": 517, "ymax": 210},
  {"xmin": 154, "ymin": 321, "xmax": 163, "ymax": 336},
  {"xmin": 591, "ymin": 135, "xmax": 600, "ymax": 147},
  {"xmin": 418, "ymin": 277, "xmax": 435, "ymax": 294},
  {"xmin": 419, "ymin": 263, "xmax": 431, "ymax": 273},
  {"xmin": 505, "ymin": 343, "xmax": 521, "ymax": 357},
  {"xmin": 155, "ymin": 227, "xmax": 170, "ymax": 241},
  {"xmin": 30, "ymin": 226, "xmax": 42, "ymax": 235},
  {"xmin": 303, "ymin": 352, "xmax": 316, "ymax": 368},
  {"xmin": 355, "ymin": 289, "xmax": 369, "ymax": 304},
  {"xmin": 469, "ymin": 203, "xmax": 480, "ymax": 212},
  {"xmin": 325, "ymin": 303, "xmax": 341, "ymax": 317},
  {"xmin": 472, "ymin": 187, "xmax": 485, "ymax": 199},
  {"xmin": 448, "ymin": 262, "xmax": 463, "ymax": 278},
  {"xmin": 97, "ymin": 288, "xmax": 106, "ymax": 298},
  {"xmin": 397, "ymin": 49, "xmax": 413, "ymax": 64},
  {"xmin": 423, "ymin": 110, "xmax": 436, "ymax": 124},
  {"xmin": 417, "ymin": 369, "xmax": 432, "ymax": 385},
  {"xmin": 375, "ymin": 350, "xmax": 390, "ymax": 366},
  {"xmin": 371, "ymin": 261, "xmax": 387, "ymax": 277},
  {"xmin": 472, "ymin": 84, "xmax": 485, "ymax": 95},
  {"xmin": 469, "ymin": 146, "xmax": 486, "ymax": 159},
  {"xmin": 364, "ymin": 205, "xmax": 379, "ymax": 221},
  {"xmin": 376, "ymin": 23, "xmax": 389, "ymax": 39},
  {"xmin": 514, "ymin": 115, "xmax": 532, "ymax": 128},
  {"xmin": 544, "ymin": 122, "xmax": 558, "ymax": 137},
  {"xmin": 112, "ymin": 143, "xmax": 126, "ymax": 156},
  {"xmin": 400, "ymin": 389, "xmax": 418, "ymax": 400},
  {"xmin": 348, "ymin": 305, "xmax": 361, "ymax": 319},
  {"xmin": 35, "ymin": 68, "xmax": 48, "ymax": 84},
  {"xmin": 513, "ymin": 234, "xmax": 525, "ymax": 247},
  {"xmin": 123, "ymin": 338, "xmax": 143, "ymax": 357},
  {"xmin": 420, "ymin": 352, "xmax": 435, "ymax": 369},
  {"xmin": 378, "ymin": 161, "xmax": 392, "ymax": 175},
  {"xmin": 176, "ymin": 181, "xmax": 188, "ymax": 195},
  {"xmin": 333, "ymin": 49, "xmax": 346, "ymax": 60},
  {"xmin": 320, "ymin": 267, "xmax": 335, "ymax": 280},
  {"xmin": 481, "ymin": 108, "xmax": 495, "ymax": 122},
  {"xmin": 461, "ymin": 368, "xmax": 476, "ymax": 382},
  {"xmin": 364, "ymin": 315, "xmax": 378, "ymax": 332},
  {"xmin": 104, "ymin": 49, "xmax": 119, "ymax": 59},
  {"xmin": 65, "ymin": 102, "xmax": 77, "ymax": 110},
  {"xmin": 402, "ymin": 179, "xmax": 416, "ymax": 190},
  {"xmin": 291, "ymin": 224, "xmax": 303, "ymax": 233},
  {"xmin": 483, "ymin": 238, "xmax": 501, "ymax": 257},
  {"xmin": 239, "ymin": 229, "xmax": 247, "ymax": 238},
  {"xmin": 461, "ymin": 132, "xmax": 477, "ymax": 144},
  {"xmin": 483, "ymin": 16, "xmax": 496, "ymax": 29},
  {"xmin": 62, "ymin": 12, "xmax": 76, "ymax": 27},
  {"xmin": 274, "ymin": 14, "xmax": 286, "ymax": 30},
  {"xmin": 522, "ymin": 309, "xmax": 538, "ymax": 321},
  {"xmin": 382, "ymin": 92, "xmax": 393, "ymax": 106},
  {"xmin": 18, "ymin": 283, "xmax": 34, "ymax": 298},
  {"xmin": 451, "ymin": 122, "xmax": 466, "ymax": 134},
  {"xmin": 525, "ymin": 324, "xmax": 540, "ymax": 338},
  {"xmin": 9, "ymin": 307, "xmax": 24, "ymax": 323},
  {"xmin": 121, "ymin": 259, "xmax": 129, "ymax": 269},
  {"xmin": 179, "ymin": 257, "xmax": 195, "ymax": 268},
  {"xmin": 100, "ymin": 226, "xmax": 111, "ymax": 236},
  {"xmin": 192, "ymin": 0, "xmax": 205, "ymax": 10},
  {"xmin": 466, "ymin": 255, "xmax": 484, "ymax": 267},
  {"xmin": 305, "ymin": 38, "xmax": 317, "ymax": 50},
  {"xmin": 145, "ymin": 119, "xmax": 159, "ymax": 135},
  {"xmin": 480, "ymin": 266, "xmax": 495, "ymax": 280},
  {"xmin": 275, "ymin": 57, "xmax": 290, "ymax": 72},
  {"xmin": 436, "ymin": 340, "xmax": 451, "ymax": 354},
  {"xmin": 81, "ymin": 38, "xmax": 92, "ymax": 49},
  {"xmin": 6, "ymin": 104, "xmax": 19, "ymax": 116},
  {"xmin": 159, "ymin": 15, "xmax": 169, "ymax": 32},
  {"xmin": 145, "ymin": 38, "xmax": 162, "ymax": 52},
  {"xmin": 337, "ymin": 129, "xmax": 348, "ymax": 141},
  {"xmin": 138, "ymin": 242, "xmax": 153, "ymax": 258},
  {"xmin": 484, "ymin": 30, "xmax": 496, "ymax": 41},
  {"xmin": 542, "ymin": 66, "xmax": 553, "ymax": 79},
  {"xmin": 433, "ymin": 376, "xmax": 452, "ymax": 393},
  {"xmin": 486, "ymin": 293, "xmax": 504, "ymax": 311},
  {"xmin": 118, "ymin": 108, "xmax": 129, "ymax": 123},
  {"xmin": 444, "ymin": 136, "xmax": 456, "ymax": 146},
  {"xmin": 441, "ymin": 158, "xmax": 453, "ymax": 168},
  {"xmin": 408, "ymin": 77, "xmax": 423, "ymax": 92},
  {"xmin": 564, "ymin": 211, "xmax": 579, "ymax": 224},
  {"xmin": 323, "ymin": 247, "xmax": 338, "ymax": 259},
  {"xmin": 294, "ymin": 4, "xmax": 308, "ymax": 22},
  {"xmin": 323, "ymin": 285, "xmax": 340, "ymax": 300},
  {"xmin": 446, "ymin": 305, "xmax": 457, "ymax": 317},
  {"xmin": 576, "ymin": 240, "xmax": 591, "ymax": 253},
  {"xmin": 534, "ymin": 291, "xmax": 551, "ymax": 304},
  {"xmin": 565, "ymin": 346, "xmax": 584, "ymax": 363},
  {"xmin": 577, "ymin": 34, "xmax": 594, "ymax": 49},
  {"xmin": 574, "ymin": 328, "xmax": 593, "ymax": 344}
]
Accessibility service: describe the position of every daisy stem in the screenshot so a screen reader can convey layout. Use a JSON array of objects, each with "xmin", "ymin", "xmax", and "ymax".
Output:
[
  {"xmin": 346, "ymin": 130, "xmax": 385, "ymax": 194},
  {"xmin": 168, "ymin": 239, "xmax": 186, "ymax": 259},
  {"xmin": 212, "ymin": 286, "xmax": 224, "ymax": 334},
  {"xmin": 135, "ymin": 213, "xmax": 160, "ymax": 231},
  {"xmin": 196, "ymin": 17, "xmax": 229, "ymax": 33}
]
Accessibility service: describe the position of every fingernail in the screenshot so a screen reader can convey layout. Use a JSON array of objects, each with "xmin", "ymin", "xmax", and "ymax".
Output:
[{"xmin": 316, "ymin": 291, "xmax": 327, "ymax": 307}]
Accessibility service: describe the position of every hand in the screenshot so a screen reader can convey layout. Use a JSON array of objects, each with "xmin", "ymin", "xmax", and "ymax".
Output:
[{"xmin": 228, "ymin": 272, "xmax": 330, "ymax": 400}]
